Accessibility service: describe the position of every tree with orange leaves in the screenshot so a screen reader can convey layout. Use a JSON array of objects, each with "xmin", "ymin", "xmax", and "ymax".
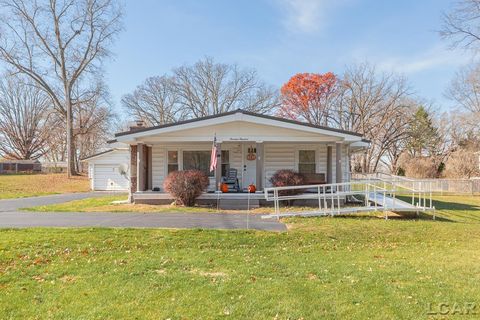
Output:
[{"xmin": 279, "ymin": 72, "xmax": 337, "ymax": 126}]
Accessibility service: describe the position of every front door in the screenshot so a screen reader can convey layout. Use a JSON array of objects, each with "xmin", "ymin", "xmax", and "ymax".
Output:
[{"xmin": 242, "ymin": 143, "xmax": 256, "ymax": 190}]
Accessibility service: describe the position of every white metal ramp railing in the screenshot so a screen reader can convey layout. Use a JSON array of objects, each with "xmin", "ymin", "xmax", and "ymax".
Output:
[{"xmin": 262, "ymin": 179, "xmax": 436, "ymax": 220}]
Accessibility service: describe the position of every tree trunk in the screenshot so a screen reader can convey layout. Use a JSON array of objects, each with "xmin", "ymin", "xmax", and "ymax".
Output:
[
  {"xmin": 65, "ymin": 94, "xmax": 77, "ymax": 177},
  {"xmin": 362, "ymin": 152, "xmax": 368, "ymax": 173}
]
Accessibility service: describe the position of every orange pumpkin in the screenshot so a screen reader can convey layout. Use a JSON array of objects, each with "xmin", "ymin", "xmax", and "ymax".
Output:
[
  {"xmin": 220, "ymin": 183, "xmax": 229, "ymax": 193},
  {"xmin": 248, "ymin": 184, "xmax": 256, "ymax": 193}
]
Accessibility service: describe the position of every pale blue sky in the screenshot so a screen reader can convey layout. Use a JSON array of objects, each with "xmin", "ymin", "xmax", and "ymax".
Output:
[{"xmin": 105, "ymin": 0, "xmax": 473, "ymax": 113}]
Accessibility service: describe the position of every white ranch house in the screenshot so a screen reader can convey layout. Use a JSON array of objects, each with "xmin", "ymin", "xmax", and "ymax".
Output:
[{"xmin": 107, "ymin": 109, "xmax": 368, "ymax": 205}]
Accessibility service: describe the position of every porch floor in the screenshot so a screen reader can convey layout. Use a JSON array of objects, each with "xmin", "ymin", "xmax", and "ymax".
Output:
[{"xmin": 134, "ymin": 191, "xmax": 266, "ymax": 200}]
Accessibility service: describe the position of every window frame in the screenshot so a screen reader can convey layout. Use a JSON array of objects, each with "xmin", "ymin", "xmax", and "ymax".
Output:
[
  {"xmin": 167, "ymin": 150, "xmax": 179, "ymax": 174},
  {"xmin": 298, "ymin": 149, "xmax": 316, "ymax": 174},
  {"xmin": 182, "ymin": 150, "xmax": 214, "ymax": 177}
]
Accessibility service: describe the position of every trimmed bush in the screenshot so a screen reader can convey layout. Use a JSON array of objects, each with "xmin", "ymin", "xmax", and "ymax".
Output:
[
  {"xmin": 269, "ymin": 169, "xmax": 306, "ymax": 197},
  {"xmin": 163, "ymin": 170, "xmax": 209, "ymax": 206}
]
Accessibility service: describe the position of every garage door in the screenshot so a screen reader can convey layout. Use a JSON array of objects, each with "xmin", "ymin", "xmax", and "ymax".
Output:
[{"xmin": 93, "ymin": 164, "xmax": 129, "ymax": 191}]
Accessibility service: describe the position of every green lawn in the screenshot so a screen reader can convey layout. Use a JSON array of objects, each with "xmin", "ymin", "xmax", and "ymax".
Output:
[
  {"xmin": 0, "ymin": 174, "xmax": 90, "ymax": 199},
  {"xmin": 1, "ymin": 195, "xmax": 480, "ymax": 319}
]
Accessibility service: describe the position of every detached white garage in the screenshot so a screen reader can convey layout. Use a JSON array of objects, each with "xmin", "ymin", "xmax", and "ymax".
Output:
[{"xmin": 82, "ymin": 148, "xmax": 130, "ymax": 191}]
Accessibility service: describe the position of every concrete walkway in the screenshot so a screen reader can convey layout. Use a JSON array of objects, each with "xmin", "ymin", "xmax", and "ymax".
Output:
[{"xmin": 0, "ymin": 193, "xmax": 286, "ymax": 231}]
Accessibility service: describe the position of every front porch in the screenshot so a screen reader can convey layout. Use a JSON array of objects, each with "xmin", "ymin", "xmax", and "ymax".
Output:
[
  {"xmin": 129, "ymin": 140, "xmax": 351, "ymax": 204},
  {"xmin": 114, "ymin": 110, "xmax": 368, "ymax": 206}
]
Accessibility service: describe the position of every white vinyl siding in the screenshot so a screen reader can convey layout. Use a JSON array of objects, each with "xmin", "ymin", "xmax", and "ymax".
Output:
[
  {"xmin": 152, "ymin": 145, "xmax": 166, "ymax": 190},
  {"xmin": 148, "ymin": 142, "xmax": 351, "ymax": 190},
  {"xmin": 317, "ymin": 144, "xmax": 328, "ymax": 175},
  {"xmin": 262, "ymin": 143, "xmax": 349, "ymax": 187},
  {"xmin": 264, "ymin": 143, "xmax": 296, "ymax": 187}
]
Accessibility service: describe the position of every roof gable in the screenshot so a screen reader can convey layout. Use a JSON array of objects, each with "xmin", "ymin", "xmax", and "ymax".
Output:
[
  {"xmin": 81, "ymin": 148, "xmax": 128, "ymax": 162},
  {"xmin": 115, "ymin": 109, "xmax": 364, "ymax": 143}
]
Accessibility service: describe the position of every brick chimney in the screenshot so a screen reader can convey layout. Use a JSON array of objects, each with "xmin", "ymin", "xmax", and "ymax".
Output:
[{"xmin": 129, "ymin": 120, "xmax": 145, "ymax": 132}]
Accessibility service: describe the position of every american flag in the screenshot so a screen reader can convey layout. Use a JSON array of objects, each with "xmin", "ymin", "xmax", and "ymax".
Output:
[{"xmin": 210, "ymin": 134, "xmax": 218, "ymax": 172}]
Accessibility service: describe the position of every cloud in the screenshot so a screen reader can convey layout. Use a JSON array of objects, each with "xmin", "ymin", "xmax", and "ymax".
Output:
[
  {"xmin": 274, "ymin": 0, "xmax": 333, "ymax": 33},
  {"xmin": 376, "ymin": 45, "xmax": 472, "ymax": 74}
]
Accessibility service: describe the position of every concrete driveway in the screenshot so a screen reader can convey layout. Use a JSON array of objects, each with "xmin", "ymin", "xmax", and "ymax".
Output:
[
  {"xmin": 0, "ymin": 192, "xmax": 109, "ymax": 212},
  {"xmin": 0, "ymin": 211, "xmax": 286, "ymax": 231},
  {"xmin": 0, "ymin": 193, "xmax": 286, "ymax": 231}
]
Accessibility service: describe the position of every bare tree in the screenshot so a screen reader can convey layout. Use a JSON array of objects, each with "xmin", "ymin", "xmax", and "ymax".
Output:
[
  {"xmin": 0, "ymin": 0, "xmax": 123, "ymax": 176},
  {"xmin": 445, "ymin": 148, "xmax": 480, "ymax": 178},
  {"xmin": 441, "ymin": 0, "xmax": 480, "ymax": 50},
  {"xmin": 400, "ymin": 155, "xmax": 441, "ymax": 179},
  {"xmin": 122, "ymin": 76, "xmax": 184, "ymax": 126},
  {"xmin": 173, "ymin": 57, "xmax": 279, "ymax": 117},
  {"xmin": 42, "ymin": 113, "xmax": 67, "ymax": 163},
  {"xmin": 447, "ymin": 64, "xmax": 480, "ymax": 115},
  {"xmin": 334, "ymin": 63, "xmax": 412, "ymax": 173},
  {"xmin": 0, "ymin": 76, "xmax": 52, "ymax": 159},
  {"xmin": 72, "ymin": 80, "xmax": 115, "ymax": 169},
  {"xmin": 41, "ymin": 80, "xmax": 116, "ymax": 170}
]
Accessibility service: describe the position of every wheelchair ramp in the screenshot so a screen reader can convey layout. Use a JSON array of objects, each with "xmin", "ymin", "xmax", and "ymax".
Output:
[
  {"xmin": 261, "ymin": 180, "xmax": 435, "ymax": 219},
  {"xmin": 367, "ymin": 192, "xmax": 418, "ymax": 211},
  {"xmin": 262, "ymin": 191, "xmax": 433, "ymax": 219}
]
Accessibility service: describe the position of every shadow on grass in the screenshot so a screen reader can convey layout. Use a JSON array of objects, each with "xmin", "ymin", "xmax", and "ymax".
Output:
[
  {"xmin": 392, "ymin": 211, "xmax": 453, "ymax": 222},
  {"xmin": 328, "ymin": 212, "xmax": 454, "ymax": 222},
  {"xmin": 430, "ymin": 198, "xmax": 480, "ymax": 223},
  {"xmin": 394, "ymin": 196, "xmax": 480, "ymax": 223}
]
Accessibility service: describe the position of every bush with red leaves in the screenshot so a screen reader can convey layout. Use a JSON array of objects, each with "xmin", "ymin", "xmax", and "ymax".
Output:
[
  {"xmin": 269, "ymin": 169, "xmax": 306, "ymax": 197},
  {"xmin": 163, "ymin": 170, "xmax": 209, "ymax": 206}
]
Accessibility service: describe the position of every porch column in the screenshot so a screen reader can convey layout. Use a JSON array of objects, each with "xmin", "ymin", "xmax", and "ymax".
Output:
[
  {"xmin": 147, "ymin": 146, "xmax": 152, "ymax": 190},
  {"xmin": 336, "ymin": 142, "xmax": 343, "ymax": 186},
  {"xmin": 256, "ymin": 142, "xmax": 264, "ymax": 191},
  {"xmin": 137, "ymin": 143, "xmax": 146, "ymax": 192},
  {"xmin": 326, "ymin": 145, "xmax": 333, "ymax": 184},
  {"xmin": 346, "ymin": 145, "xmax": 351, "ymax": 182},
  {"xmin": 129, "ymin": 145, "xmax": 137, "ymax": 203},
  {"xmin": 215, "ymin": 142, "xmax": 222, "ymax": 191}
]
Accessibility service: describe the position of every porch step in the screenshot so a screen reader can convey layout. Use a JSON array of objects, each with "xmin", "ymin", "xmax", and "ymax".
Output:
[{"xmin": 218, "ymin": 199, "xmax": 260, "ymax": 210}]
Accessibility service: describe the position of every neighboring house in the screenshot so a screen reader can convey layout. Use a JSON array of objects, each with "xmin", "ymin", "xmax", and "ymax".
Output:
[
  {"xmin": 40, "ymin": 161, "xmax": 68, "ymax": 173},
  {"xmin": 112, "ymin": 109, "xmax": 368, "ymax": 204},
  {"xmin": 0, "ymin": 159, "xmax": 42, "ymax": 174},
  {"xmin": 82, "ymin": 147, "xmax": 130, "ymax": 191}
]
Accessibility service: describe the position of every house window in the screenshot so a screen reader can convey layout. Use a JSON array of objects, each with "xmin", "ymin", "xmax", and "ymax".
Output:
[
  {"xmin": 221, "ymin": 150, "xmax": 230, "ymax": 176},
  {"xmin": 167, "ymin": 151, "xmax": 178, "ymax": 173},
  {"xmin": 299, "ymin": 150, "xmax": 316, "ymax": 174},
  {"xmin": 183, "ymin": 151, "xmax": 213, "ymax": 176}
]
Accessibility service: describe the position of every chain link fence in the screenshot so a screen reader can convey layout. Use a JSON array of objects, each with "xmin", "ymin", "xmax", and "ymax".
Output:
[{"xmin": 352, "ymin": 172, "xmax": 480, "ymax": 194}]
